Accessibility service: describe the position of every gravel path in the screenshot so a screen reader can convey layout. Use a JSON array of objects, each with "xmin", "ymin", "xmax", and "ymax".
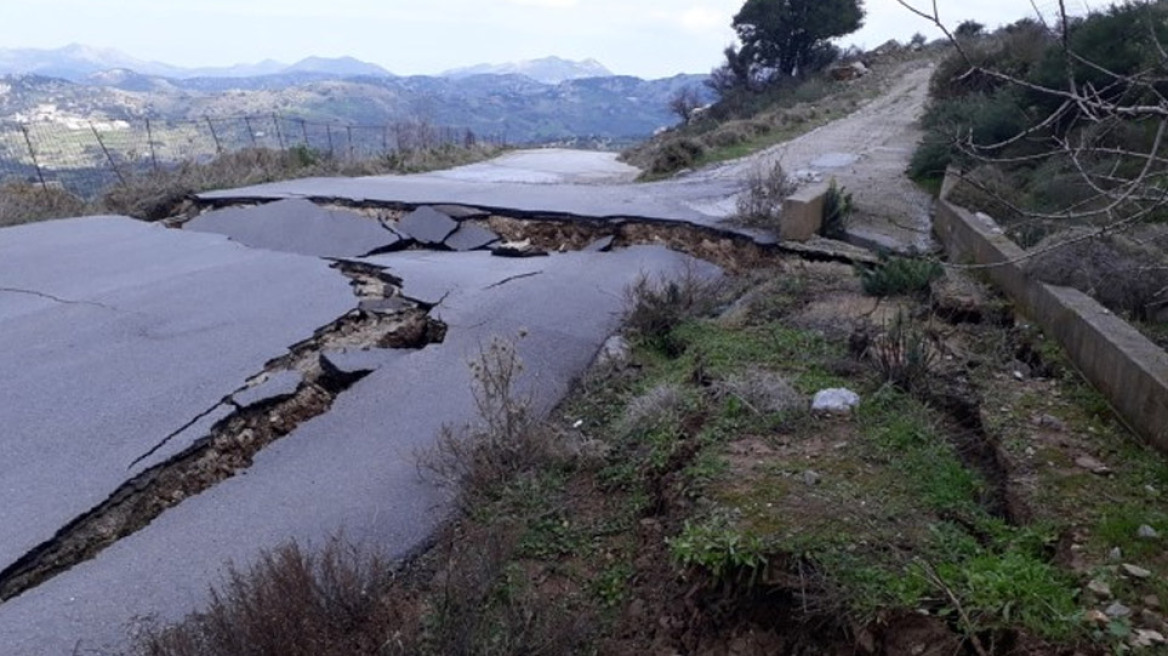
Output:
[{"xmin": 690, "ymin": 59, "xmax": 938, "ymax": 252}]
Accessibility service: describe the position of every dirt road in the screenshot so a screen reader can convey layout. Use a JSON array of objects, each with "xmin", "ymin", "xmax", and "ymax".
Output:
[{"xmin": 692, "ymin": 59, "xmax": 938, "ymax": 252}]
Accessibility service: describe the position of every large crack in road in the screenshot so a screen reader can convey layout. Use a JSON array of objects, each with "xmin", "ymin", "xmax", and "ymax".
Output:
[{"xmin": 0, "ymin": 261, "xmax": 446, "ymax": 604}]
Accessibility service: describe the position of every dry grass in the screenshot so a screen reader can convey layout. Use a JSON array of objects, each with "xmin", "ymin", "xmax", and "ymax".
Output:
[
  {"xmin": 1, "ymin": 141, "xmax": 502, "ymax": 225},
  {"xmin": 0, "ymin": 181, "xmax": 86, "ymax": 227},
  {"xmin": 421, "ymin": 336, "xmax": 580, "ymax": 507},
  {"xmin": 130, "ymin": 539, "xmax": 400, "ymax": 656},
  {"xmin": 733, "ymin": 161, "xmax": 796, "ymax": 232},
  {"xmin": 624, "ymin": 264, "xmax": 726, "ymax": 354}
]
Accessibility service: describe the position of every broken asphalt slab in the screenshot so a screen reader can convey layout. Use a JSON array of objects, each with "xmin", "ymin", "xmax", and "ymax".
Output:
[
  {"xmin": 185, "ymin": 198, "xmax": 403, "ymax": 258},
  {"xmin": 195, "ymin": 167, "xmax": 755, "ymax": 242},
  {"xmin": 0, "ymin": 216, "xmax": 354, "ymax": 579},
  {"xmin": 0, "ymin": 246, "xmax": 718, "ymax": 655}
]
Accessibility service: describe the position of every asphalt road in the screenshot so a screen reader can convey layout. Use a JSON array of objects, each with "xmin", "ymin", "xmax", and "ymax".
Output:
[{"xmin": 0, "ymin": 211, "xmax": 714, "ymax": 654}]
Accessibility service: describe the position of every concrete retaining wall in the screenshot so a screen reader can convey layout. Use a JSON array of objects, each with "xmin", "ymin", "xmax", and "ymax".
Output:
[{"xmin": 935, "ymin": 172, "xmax": 1168, "ymax": 452}]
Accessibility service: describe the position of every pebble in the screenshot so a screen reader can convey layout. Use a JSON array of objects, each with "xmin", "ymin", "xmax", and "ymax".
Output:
[
  {"xmin": 1138, "ymin": 525, "xmax": 1160, "ymax": 539},
  {"xmin": 1131, "ymin": 629, "xmax": 1166, "ymax": 648},
  {"xmin": 1110, "ymin": 547, "xmax": 1125, "ymax": 561},
  {"xmin": 1087, "ymin": 579, "xmax": 1113, "ymax": 598},
  {"xmin": 1145, "ymin": 595, "xmax": 1162, "ymax": 610},
  {"xmin": 803, "ymin": 470, "xmax": 821, "ymax": 486},
  {"xmin": 1123, "ymin": 564, "xmax": 1153, "ymax": 579},
  {"xmin": 1085, "ymin": 609, "xmax": 1110, "ymax": 625},
  {"xmin": 1075, "ymin": 455, "xmax": 1111, "ymax": 475},
  {"xmin": 1107, "ymin": 601, "xmax": 1134, "ymax": 618}
]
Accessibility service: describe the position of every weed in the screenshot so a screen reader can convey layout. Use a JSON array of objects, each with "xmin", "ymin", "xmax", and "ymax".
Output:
[
  {"xmin": 624, "ymin": 267, "xmax": 724, "ymax": 355},
  {"xmin": 820, "ymin": 178, "xmax": 853, "ymax": 240},
  {"xmin": 618, "ymin": 383, "xmax": 691, "ymax": 439},
  {"xmin": 0, "ymin": 181, "xmax": 86, "ymax": 227},
  {"xmin": 711, "ymin": 368, "xmax": 804, "ymax": 416},
  {"xmin": 733, "ymin": 160, "xmax": 796, "ymax": 232},
  {"xmin": 865, "ymin": 310, "xmax": 937, "ymax": 392},
  {"xmin": 130, "ymin": 539, "xmax": 399, "ymax": 656},
  {"xmin": 423, "ymin": 336, "xmax": 569, "ymax": 506},
  {"xmin": 668, "ymin": 513, "xmax": 767, "ymax": 586},
  {"xmin": 858, "ymin": 256, "xmax": 943, "ymax": 297}
]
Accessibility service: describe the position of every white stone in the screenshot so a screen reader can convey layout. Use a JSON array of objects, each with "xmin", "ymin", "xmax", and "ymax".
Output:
[{"xmin": 812, "ymin": 388, "xmax": 860, "ymax": 413}]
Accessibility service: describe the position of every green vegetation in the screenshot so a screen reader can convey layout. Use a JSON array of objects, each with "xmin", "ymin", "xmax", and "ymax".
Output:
[
  {"xmin": 729, "ymin": 0, "xmax": 864, "ymax": 82},
  {"xmin": 858, "ymin": 255, "xmax": 943, "ymax": 297},
  {"xmin": 820, "ymin": 178, "xmax": 852, "ymax": 239},
  {"xmin": 132, "ymin": 258, "xmax": 1168, "ymax": 654}
]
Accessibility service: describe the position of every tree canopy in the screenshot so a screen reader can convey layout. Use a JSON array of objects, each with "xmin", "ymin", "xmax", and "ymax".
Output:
[{"xmin": 732, "ymin": 0, "xmax": 865, "ymax": 79}]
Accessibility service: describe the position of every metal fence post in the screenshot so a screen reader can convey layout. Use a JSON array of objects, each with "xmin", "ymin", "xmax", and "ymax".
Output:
[
  {"xmin": 18, "ymin": 125, "xmax": 48, "ymax": 191},
  {"xmin": 205, "ymin": 117, "xmax": 223, "ymax": 155},
  {"xmin": 145, "ymin": 118, "xmax": 159, "ymax": 172},
  {"xmin": 272, "ymin": 114, "xmax": 285, "ymax": 150},
  {"xmin": 244, "ymin": 116, "xmax": 257, "ymax": 147},
  {"xmin": 89, "ymin": 122, "xmax": 126, "ymax": 186}
]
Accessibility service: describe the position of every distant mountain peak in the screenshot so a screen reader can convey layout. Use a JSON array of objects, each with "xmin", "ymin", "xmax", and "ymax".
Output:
[{"xmin": 442, "ymin": 56, "xmax": 614, "ymax": 84}]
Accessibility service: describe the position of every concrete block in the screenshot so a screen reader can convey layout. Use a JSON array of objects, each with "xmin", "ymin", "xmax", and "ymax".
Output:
[{"xmin": 780, "ymin": 182, "xmax": 829, "ymax": 242}]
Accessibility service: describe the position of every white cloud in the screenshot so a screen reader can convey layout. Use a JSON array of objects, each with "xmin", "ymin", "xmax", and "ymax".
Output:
[
  {"xmin": 504, "ymin": 0, "xmax": 579, "ymax": 7},
  {"xmin": 679, "ymin": 7, "xmax": 727, "ymax": 33}
]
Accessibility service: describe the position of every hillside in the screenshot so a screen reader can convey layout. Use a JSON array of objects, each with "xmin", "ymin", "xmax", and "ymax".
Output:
[{"xmin": 0, "ymin": 71, "xmax": 709, "ymax": 144}]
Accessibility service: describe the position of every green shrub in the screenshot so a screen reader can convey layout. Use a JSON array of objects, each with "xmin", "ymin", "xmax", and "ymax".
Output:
[
  {"xmin": 858, "ymin": 257, "xmax": 943, "ymax": 297},
  {"xmin": 820, "ymin": 178, "xmax": 852, "ymax": 239},
  {"xmin": 668, "ymin": 514, "xmax": 767, "ymax": 585},
  {"xmin": 646, "ymin": 138, "xmax": 705, "ymax": 174}
]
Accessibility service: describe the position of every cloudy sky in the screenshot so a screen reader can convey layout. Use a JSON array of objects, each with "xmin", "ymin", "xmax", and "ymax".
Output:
[{"xmin": 0, "ymin": 0, "xmax": 1101, "ymax": 78}]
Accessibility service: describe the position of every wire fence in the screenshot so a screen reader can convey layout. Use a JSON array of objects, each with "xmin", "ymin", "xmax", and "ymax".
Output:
[{"xmin": 0, "ymin": 114, "xmax": 497, "ymax": 199}]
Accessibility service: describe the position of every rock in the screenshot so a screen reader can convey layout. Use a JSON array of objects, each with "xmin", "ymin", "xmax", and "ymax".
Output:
[
  {"xmin": 1123, "ymin": 564, "xmax": 1153, "ymax": 579},
  {"xmin": 1032, "ymin": 414, "xmax": 1066, "ymax": 432},
  {"xmin": 492, "ymin": 239, "xmax": 548, "ymax": 258},
  {"xmin": 830, "ymin": 61, "xmax": 868, "ymax": 81},
  {"xmin": 1087, "ymin": 579, "xmax": 1113, "ymax": 598},
  {"xmin": 1110, "ymin": 547, "xmax": 1124, "ymax": 561},
  {"xmin": 803, "ymin": 470, "xmax": 821, "ymax": 486},
  {"xmin": 1138, "ymin": 525, "xmax": 1160, "ymax": 539},
  {"xmin": 1085, "ymin": 609, "xmax": 1110, "ymax": 625},
  {"xmin": 1131, "ymin": 629, "xmax": 1166, "ymax": 648},
  {"xmin": 594, "ymin": 335, "xmax": 631, "ymax": 369},
  {"xmin": 1075, "ymin": 455, "xmax": 1112, "ymax": 475},
  {"xmin": 396, "ymin": 206, "xmax": 459, "ymax": 245},
  {"xmin": 1141, "ymin": 609, "xmax": 1166, "ymax": 629},
  {"xmin": 812, "ymin": 388, "xmax": 860, "ymax": 414},
  {"xmin": 232, "ymin": 371, "xmax": 302, "ymax": 409},
  {"xmin": 1107, "ymin": 602, "xmax": 1134, "ymax": 618},
  {"xmin": 584, "ymin": 235, "xmax": 616, "ymax": 252},
  {"xmin": 444, "ymin": 223, "xmax": 499, "ymax": 251},
  {"xmin": 1145, "ymin": 595, "xmax": 1162, "ymax": 610}
]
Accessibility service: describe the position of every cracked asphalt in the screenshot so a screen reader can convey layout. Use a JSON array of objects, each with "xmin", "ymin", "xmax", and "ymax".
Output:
[
  {"xmin": 0, "ymin": 73, "xmax": 934, "ymax": 651},
  {"xmin": 0, "ymin": 208, "xmax": 713, "ymax": 654}
]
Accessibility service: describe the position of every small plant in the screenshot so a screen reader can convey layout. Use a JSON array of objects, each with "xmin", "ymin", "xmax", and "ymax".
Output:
[
  {"xmin": 668, "ymin": 514, "xmax": 767, "ymax": 586},
  {"xmin": 423, "ymin": 335, "xmax": 566, "ymax": 504},
  {"xmin": 866, "ymin": 310, "xmax": 936, "ymax": 392},
  {"xmin": 624, "ymin": 266, "xmax": 723, "ymax": 355},
  {"xmin": 131, "ymin": 539, "xmax": 399, "ymax": 656},
  {"xmin": 858, "ymin": 256, "xmax": 943, "ymax": 297},
  {"xmin": 820, "ymin": 178, "xmax": 852, "ymax": 240},
  {"xmin": 734, "ymin": 160, "xmax": 796, "ymax": 231}
]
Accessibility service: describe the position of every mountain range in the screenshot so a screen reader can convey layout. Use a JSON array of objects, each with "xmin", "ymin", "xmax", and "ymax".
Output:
[
  {"xmin": 0, "ymin": 45, "xmax": 615, "ymax": 85},
  {"xmin": 0, "ymin": 46, "xmax": 711, "ymax": 144}
]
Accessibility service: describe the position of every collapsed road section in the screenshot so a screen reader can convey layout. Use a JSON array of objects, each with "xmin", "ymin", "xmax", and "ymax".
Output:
[
  {"xmin": 0, "ymin": 260, "xmax": 445, "ymax": 603},
  {"xmin": 0, "ymin": 205, "xmax": 718, "ymax": 654}
]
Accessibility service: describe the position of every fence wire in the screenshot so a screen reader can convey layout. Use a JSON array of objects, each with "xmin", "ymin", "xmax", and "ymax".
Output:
[{"xmin": 0, "ymin": 115, "xmax": 491, "ymax": 199}]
